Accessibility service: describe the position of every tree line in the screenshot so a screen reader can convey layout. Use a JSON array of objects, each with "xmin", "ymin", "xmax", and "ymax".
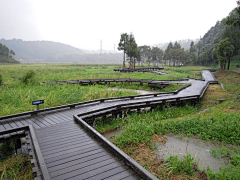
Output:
[
  {"xmin": 118, "ymin": 1, "xmax": 240, "ymax": 70},
  {"xmin": 0, "ymin": 43, "xmax": 15, "ymax": 58},
  {"xmin": 0, "ymin": 43, "xmax": 19, "ymax": 63},
  {"xmin": 118, "ymin": 33, "xmax": 193, "ymax": 68}
]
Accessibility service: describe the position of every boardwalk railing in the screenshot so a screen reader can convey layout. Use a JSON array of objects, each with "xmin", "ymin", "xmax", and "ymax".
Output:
[
  {"xmin": 0, "ymin": 83, "xmax": 190, "ymax": 121},
  {"xmin": 77, "ymin": 94, "xmax": 200, "ymax": 122},
  {"xmin": 74, "ymin": 115, "xmax": 158, "ymax": 180},
  {"xmin": 0, "ymin": 125, "xmax": 50, "ymax": 180}
]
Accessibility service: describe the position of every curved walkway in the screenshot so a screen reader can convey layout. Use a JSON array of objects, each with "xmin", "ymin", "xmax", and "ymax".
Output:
[{"xmin": 0, "ymin": 70, "xmax": 217, "ymax": 180}]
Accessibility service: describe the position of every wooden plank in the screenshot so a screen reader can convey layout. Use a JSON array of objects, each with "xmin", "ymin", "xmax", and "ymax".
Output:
[
  {"xmin": 1, "ymin": 120, "xmax": 12, "ymax": 130},
  {"xmin": 31, "ymin": 115, "xmax": 52, "ymax": 127},
  {"xmin": 40, "ymin": 137, "xmax": 92, "ymax": 153},
  {"xmin": 37, "ymin": 131, "xmax": 88, "ymax": 145},
  {"xmin": 39, "ymin": 134, "xmax": 91, "ymax": 149},
  {"xmin": 84, "ymin": 165, "xmax": 131, "ymax": 180},
  {"xmin": 0, "ymin": 122, "xmax": 6, "ymax": 131},
  {"xmin": 23, "ymin": 117, "xmax": 42, "ymax": 129},
  {"xmin": 39, "ymin": 114, "xmax": 65, "ymax": 124},
  {"xmin": 36, "ymin": 114, "xmax": 60, "ymax": 125},
  {"xmin": 53, "ymin": 111, "xmax": 72, "ymax": 121},
  {"xmin": 36, "ymin": 127, "xmax": 83, "ymax": 137},
  {"xmin": 42, "ymin": 140, "xmax": 95, "ymax": 156},
  {"xmin": 37, "ymin": 134, "xmax": 89, "ymax": 147},
  {"xmin": 104, "ymin": 170, "xmax": 136, "ymax": 180},
  {"xmin": 36, "ymin": 121, "xmax": 74, "ymax": 132},
  {"xmin": 44, "ymin": 142, "xmax": 98, "ymax": 159},
  {"xmin": 45, "ymin": 144, "xmax": 100, "ymax": 164},
  {"xmin": 42, "ymin": 112, "xmax": 69, "ymax": 123},
  {"xmin": 122, "ymin": 174, "xmax": 142, "ymax": 180},
  {"xmin": 66, "ymin": 161, "xmax": 124, "ymax": 180},
  {"xmin": 28, "ymin": 125, "xmax": 51, "ymax": 180},
  {"xmin": 51, "ymin": 158, "xmax": 120, "ymax": 180},
  {"xmin": 47, "ymin": 148, "xmax": 104, "ymax": 168},
  {"xmin": 48, "ymin": 151, "xmax": 111, "ymax": 173}
]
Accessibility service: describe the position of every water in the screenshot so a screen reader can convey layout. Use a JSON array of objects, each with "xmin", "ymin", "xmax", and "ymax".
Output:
[{"xmin": 156, "ymin": 135, "xmax": 227, "ymax": 172}]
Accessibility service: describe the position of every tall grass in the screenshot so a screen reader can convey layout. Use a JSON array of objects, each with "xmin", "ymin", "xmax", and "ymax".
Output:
[{"xmin": 0, "ymin": 84, "xmax": 138, "ymax": 116}]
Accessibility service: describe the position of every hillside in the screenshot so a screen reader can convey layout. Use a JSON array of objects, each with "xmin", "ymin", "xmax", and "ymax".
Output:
[
  {"xmin": 153, "ymin": 39, "xmax": 199, "ymax": 50},
  {"xmin": 0, "ymin": 39, "xmax": 123, "ymax": 64},
  {"xmin": 0, "ymin": 39, "xmax": 85, "ymax": 63},
  {"xmin": 0, "ymin": 43, "xmax": 19, "ymax": 63},
  {"xmin": 192, "ymin": 17, "xmax": 240, "ymax": 66}
]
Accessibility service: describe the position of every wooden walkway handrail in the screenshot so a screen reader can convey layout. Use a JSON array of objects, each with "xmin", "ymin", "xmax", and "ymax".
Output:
[
  {"xmin": 74, "ymin": 115, "xmax": 158, "ymax": 180},
  {"xmin": 0, "ymin": 80, "xmax": 190, "ymax": 121}
]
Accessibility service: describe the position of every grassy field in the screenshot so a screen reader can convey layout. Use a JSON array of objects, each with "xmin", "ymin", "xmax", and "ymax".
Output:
[
  {"xmin": 0, "ymin": 64, "xmax": 190, "ymax": 116},
  {"xmin": 95, "ymin": 67, "xmax": 240, "ymax": 179},
  {"xmin": 0, "ymin": 64, "xmax": 239, "ymax": 179}
]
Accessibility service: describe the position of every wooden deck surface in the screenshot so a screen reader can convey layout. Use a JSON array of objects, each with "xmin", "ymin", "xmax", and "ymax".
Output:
[{"xmin": 34, "ymin": 121, "xmax": 142, "ymax": 180}]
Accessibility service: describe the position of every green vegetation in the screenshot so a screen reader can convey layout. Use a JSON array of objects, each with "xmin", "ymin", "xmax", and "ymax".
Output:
[
  {"xmin": 0, "ymin": 154, "xmax": 33, "ymax": 179},
  {"xmin": 95, "ymin": 69, "xmax": 239, "ymax": 179},
  {"xmin": 0, "ymin": 64, "xmax": 185, "ymax": 116},
  {"xmin": 21, "ymin": 70, "xmax": 36, "ymax": 84},
  {"xmin": 0, "ymin": 84, "xmax": 138, "ymax": 116},
  {"xmin": 0, "ymin": 43, "xmax": 19, "ymax": 64},
  {"xmin": 214, "ymin": 38, "xmax": 235, "ymax": 70},
  {"xmin": 1, "ymin": 64, "xmax": 239, "ymax": 179},
  {"xmin": 164, "ymin": 41, "xmax": 189, "ymax": 66},
  {"xmin": 0, "ymin": 141, "xmax": 15, "ymax": 160},
  {"xmin": 167, "ymin": 154, "xmax": 198, "ymax": 175}
]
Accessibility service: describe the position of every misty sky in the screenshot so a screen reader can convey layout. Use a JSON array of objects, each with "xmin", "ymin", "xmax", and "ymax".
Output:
[{"xmin": 0, "ymin": 0, "xmax": 237, "ymax": 51}]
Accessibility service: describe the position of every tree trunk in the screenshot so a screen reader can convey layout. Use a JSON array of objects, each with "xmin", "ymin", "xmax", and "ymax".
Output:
[
  {"xmin": 227, "ymin": 56, "xmax": 231, "ymax": 70},
  {"xmin": 123, "ymin": 51, "xmax": 126, "ymax": 69}
]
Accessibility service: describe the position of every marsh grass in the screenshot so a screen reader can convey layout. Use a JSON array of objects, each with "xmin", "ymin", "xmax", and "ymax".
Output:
[
  {"xmin": 0, "ymin": 64, "xmax": 192, "ymax": 116},
  {"xmin": 0, "ymin": 84, "xmax": 138, "ymax": 116},
  {"xmin": 0, "ymin": 64, "xmax": 184, "ymax": 85},
  {"xmin": 0, "ymin": 154, "xmax": 33, "ymax": 180},
  {"xmin": 163, "ymin": 66, "xmax": 209, "ymax": 79}
]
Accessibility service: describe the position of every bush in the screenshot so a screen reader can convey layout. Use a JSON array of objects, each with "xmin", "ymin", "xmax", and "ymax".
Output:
[
  {"xmin": 21, "ymin": 70, "xmax": 36, "ymax": 84},
  {"xmin": 167, "ymin": 154, "xmax": 198, "ymax": 175},
  {"xmin": 0, "ymin": 141, "xmax": 15, "ymax": 160}
]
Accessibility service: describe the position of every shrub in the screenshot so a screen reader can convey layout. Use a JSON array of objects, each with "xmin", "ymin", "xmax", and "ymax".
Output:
[
  {"xmin": 167, "ymin": 154, "xmax": 198, "ymax": 175},
  {"xmin": 21, "ymin": 70, "xmax": 36, "ymax": 84},
  {"xmin": 0, "ymin": 141, "xmax": 14, "ymax": 160}
]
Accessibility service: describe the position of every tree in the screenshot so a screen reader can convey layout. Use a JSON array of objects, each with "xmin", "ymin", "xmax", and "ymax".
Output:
[
  {"xmin": 164, "ymin": 41, "xmax": 186, "ymax": 66},
  {"xmin": 151, "ymin": 47, "xmax": 163, "ymax": 66},
  {"xmin": 125, "ymin": 33, "xmax": 138, "ymax": 68},
  {"xmin": 164, "ymin": 42, "xmax": 173, "ymax": 66},
  {"xmin": 214, "ymin": 38, "xmax": 234, "ymax": 69},
  {"xmin": 139, "ymin": 45, "xmax": 151, "ymax": 66},
  {"xmin": 222, "ymin": 1, "xmax": 240, "ymax": 30},
  {"xmin": 118, "ymin": 33, "xmax": 129, "ymax": 69},
  {"xmin": 10, "ymin": 50, "xmax": 15, "ymax": 58}
]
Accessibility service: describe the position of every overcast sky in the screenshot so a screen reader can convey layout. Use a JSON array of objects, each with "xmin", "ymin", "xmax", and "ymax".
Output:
[{"xmin": 0, "ymin": 0, "xmax": 237, "ymax": 50}]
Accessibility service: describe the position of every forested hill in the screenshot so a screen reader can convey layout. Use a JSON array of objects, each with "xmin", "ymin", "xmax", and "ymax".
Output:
[
  {"xmin": 153, "ymin": 39, "xmax": 199, "ymax": 51},
  {"xmin": 192, "ymin": 21, "xmax": 226, "ymax": 65},
  {"xmin": 192, "ymin": 17, "xmax": 240, "ymax": 66},
  {"xmin": 0, "ymin": 39, "xmax": 123, "ymax": 64},
  {"xmin": 0, "ymin": 39, "xmax": 85, "ymax": 63},
  {"xmin": 0, "ymin": 43, "xmax": 19, "ymax": 63}
]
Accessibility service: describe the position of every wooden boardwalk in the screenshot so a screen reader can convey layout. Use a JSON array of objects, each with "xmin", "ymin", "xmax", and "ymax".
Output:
[
  {"xmin": 34, "ymin": 121, "xmax": 145, "ymax": 180},
  {"xmin": 0, "ymin": 70, "xmax": 217, "ymax": 180}
]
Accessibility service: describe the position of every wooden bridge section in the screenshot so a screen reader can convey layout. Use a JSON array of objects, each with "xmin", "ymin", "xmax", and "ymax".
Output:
[{"xmin": 0, "ymin": 70, "xmax": 217, "ymax": 180}]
